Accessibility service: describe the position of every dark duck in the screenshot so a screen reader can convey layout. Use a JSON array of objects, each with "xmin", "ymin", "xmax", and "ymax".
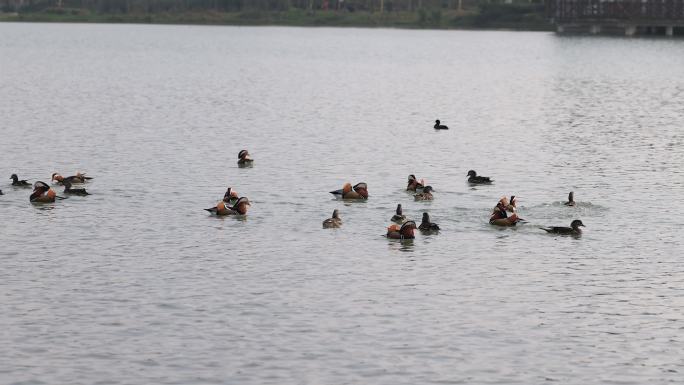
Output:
[
  {"xmin": 63, "ymin": 180, "xmax": 89, "ymax": 196},
  {"xmin": 564, "ymin": 192, "xmax": 576, "ymax": 206},
  {"xmin": 52, "ymin": 172, "xmax": 92, "ymax": 185},
  {"xmin": 467, "ymin": 170, "xmax": 492, "ymax": 184},
  {"xmin": 418, "ymin": 212, "xmax": 440, "ymax": 232},
  {"xmin": 237, "ymin": 150, "xmax": 254, "ymax": 167},
  {"xmin": 386, "ymin": 221, "xmax": 417, "ymax": 240},
  {"xmin": 541, "ymin": 220, "xmax": 585, "ymax": 235},
  {"xmin": 433, "ymin": 120, "xmax": 449, "ymax": 130},
  {"xmin": 330, "ymin": 182, "xmax": 368, "ymax": 200},
  {"xmin": 10, "ymin": 174, "xmax": 31, "ymax": 186},
  {"xmin": 391, "ymin": 204, "xmax": 407, "ymax": 224},
  {"xmin": 205, "ymin": 197, "xmax": 251, "ymax": 216},
  {"xmin": 30, "ymin": 181, "xmax": 57, "ymax": 203},
  {"xmin": 414, "ymin": 185, "xmax": 434, "ymax": 201},
  {"xmin": 406, "ymin": 174, "xmax": 424, "ymax": 192},
  {"xmin": 322, "ymin": 209, "xmax": 342, "ymax": 228}
]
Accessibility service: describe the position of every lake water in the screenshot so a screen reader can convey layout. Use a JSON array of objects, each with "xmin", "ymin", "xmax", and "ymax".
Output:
[{"xmin": 1, "ymin": 22, "xmax": 684, "ymax": 385}]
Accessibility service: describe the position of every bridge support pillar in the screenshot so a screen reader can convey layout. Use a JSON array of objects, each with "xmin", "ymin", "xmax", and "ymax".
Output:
[
  {"xmin": 666, "ymin": 26, "xmax": 674, "ymax": 36},
  {"xmin": 625, "ymin": 25, "xmax": 637, "ymax": 36},
  {"xmin": 590, "ymin": 25, "xmax": 601, "ymax": 34},
  {"xmin": 557, "ymin": 25, "xmax": 565, "ymax": 33}
]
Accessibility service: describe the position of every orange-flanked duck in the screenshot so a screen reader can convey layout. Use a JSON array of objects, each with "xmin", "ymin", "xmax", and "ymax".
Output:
[
  {"xmin": 52, "ymin": 172, "xmax": 92, "ymax": 185},
  {"xmin": 414, "ymin": 186, "xmax": 434, "ymax": 201},
  {"xmin": 386, "ymin": 221, "xmax": 417, "ymax": 240},
  {"xmin": 489, "ymin": 197, "xmax": 521, "ymax": 227},
  {"xmin": 322, "ymin": 209, "xmax": 342, "ymax": 228},
  {"xmin": 330, "ymin": 182, "xmax": 368, "ymax": 200},
  {"xmin": 10, "ymin": 174, "xmax": 31, "ymax": 187},
  {"xmin": 406, "ymin": 175, "xmax": 425, "ymax": 192},
  {"xmin": 30, "ymin": 181, "xmax": 57, "ymax": 203},
  {"xmin": 237, "ymin": 150, "xmax": 254, "ymax": 167},
  {"xmin": 205, "ymin": 197, "xmax": 251, "ymax": 216}
]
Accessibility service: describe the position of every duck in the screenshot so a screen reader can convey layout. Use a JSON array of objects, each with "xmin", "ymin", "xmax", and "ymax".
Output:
[
  {"xmin": 386, "ymin": 220, "xmax": 417, "ymax": 240},
  {"xmin": 418, "ymin": 212, "xmax": 440, "ymax": 232},
  {"xmin": 329, "ymin": 182, "xmax": 368, "ymax": 200},
  {"xmin": 63, "ymin": 180, "xmax": 89, "ymax": 196},
  {"xmin": 30, "ymin": 181, "xmax": 57, "ymax": 203},
  {"xmin": 434, "ymin": 119, "xmax": 449, "ymax": 130},
  {"xmin": 223, "ymin": 187, "xmax": 239, "ymax": 206},
  {"xmin": 10, "ymin": 174, "xmax": 31, "ymax": 186},
  {"xmin": 237, "ymin": 150, "xmax": 254, "ymax": 167},
  {"xmin": 51, "ymin": 172, "xmax": 92, "ymax": 185},
  {"xmin": 467, "ymin": 170, "xmax": 492, "ymax": 184},
  {"xmin": 0, "ymin": 190, "xmax": 3, "ymax": 195},
  {"xmin": 322, "ymin": 209, "xmax": 342, "ymax": 228},
  {"xmin": 414, "ymin": 186, "xmax": 434, "ymax": 201},
  {"xmin": 564, "ymin": 192, "xmax": 576, "ymax": 206},
  {"xmin": 205, "ymin": 197, "xmax": 251, "ymax": 216},
  {"xmin": 489, "ymin": 198, "xmax": 521, "ymax": 227},
  {"xmin": 391, "ymin": 204, "xmax": 407, "ymax": 223},
  {"xmin": 541, "ymin": 219, "xmax": 585, "ymax": 235},
  {"xmin": 406, "ymin": 174, "xmax": 425, "ymax": 192}
]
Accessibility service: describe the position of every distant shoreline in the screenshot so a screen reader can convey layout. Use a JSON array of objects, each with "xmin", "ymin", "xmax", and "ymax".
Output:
[{"xmin": 0, "ymin": 8, "xmax": 552, "ymax": 31}]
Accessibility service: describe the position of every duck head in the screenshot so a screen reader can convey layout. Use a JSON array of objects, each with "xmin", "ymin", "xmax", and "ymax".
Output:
[
  {"xmin": 408, "ymin": 174, "xmax": 416, "ymax": 183},
  {"xmin": 353, "ymin": 182, "xmax": 368, "ymax": 198},
  {"xmin": 571, "ymin": 219, "xmax": 585, "ymax": 229},
  {"xmin": 396, "ymin": 204, "xmax": 403, "ymax": 215},
  {"xmin": 467, "ymin": 170, "xmax": 477, "ymax": 177},
  {"xmin": 423, "ymin": 186, "xmax": 434, "ymax": 194},
  {"xmin": 421, "ymin": 212, "xmax": 431, "ymax": 224},
  {"xmin": 568, "ymin": 191, "xmax": 574, "ymax": 202},
  {"xmin": 342, "ymin": 182, "xmax": 353, "ymax": 194},
  {"xmin": 510, "ymin": 195, "xmax": 517, "ymax": 207},
  {"xmin": 238, "ymin": 150, "xmax": 251, "ymax": 161},
  {"xmin": 233, "ymin": 197, "xmax": 251, "ymax": 215},
  {"xmin": 223, "ymin": 188, "xmax": 238, "ymax": 202},
  {"xmin": 435, "ymin": 120, "xmax": 440, "ymax": 125},
  {"xmin": 10, "ymin": 174, "xmax": 18, "ymax": 182},
  {"xmin": 332, "ymin": 209, "xmax": 340, "ymax": 219},
  {"xmin": 51, "ymin": 173, "xmax": 63, "ymax": 182},
  {"xmin": 400, "ymin": 221, "xmax": 417, "ymax": 238}
]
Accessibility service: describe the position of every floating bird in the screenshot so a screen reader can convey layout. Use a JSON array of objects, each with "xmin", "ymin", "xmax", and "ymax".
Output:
[
  {"xmin": 322, "ymin": 209, "xmax": 342, "ymax": 228},
  {"xmin": 391, "ymin": 204, "xmax": 407, "ymax": 223},
  {"xmin": 414, "ymin": 186, "xmax": 434, "ymax": 201},
  {"xmin": 406, "ymin": 174, "xmax": 424, "ymax": 192},
  {"xmin": 0, "ymin": 190, "xmax": 3, "ymax": 195},
  {"xmin": 418, "ymin": 212, "xmax": 440, "ymax": 232},
  {"xmin": 467, "ymin": 170, "xmax": 492, "ymax": 184},
  {"xmin": 205, "ymin": 197, "xmax": 251, "ymax": 216},
  {"xmin": 434, "ymin": 119, "xmax": 449, "ymax": 130},
  {"xmin": 30, "ymin": 181, "xmax": 57, "ymax": 203},
  {"xmin": 237, "ymin": 150, "xmax": 254, "ymax": 167},
  {"xmin": 330, "ymin": 182, "xmax": 368, "ymax": 200},
  {"xmin": 489, "ymin": 198, "xmax": 521, "ymax": 226},
  {"xmin": 564, "ymin": 192, "xmax": 576, "ymax": 206},
  {"xmin": 541, "ymin": 220, "xmax": 585, "ymax": 235},
  {"xmin": 63, "ymin": 180, "xmax": 89, "ymax": 196},
  {"xmin": 52, "ymin": 172, "xmax": 92, "ymax": 185},
  {"xmin": 10, "ymin": 174, "xmax": 30, "ymax": 186},
  {"xmin": 386, "ymin": 220, "xmax": 417, "ymax": 240}
]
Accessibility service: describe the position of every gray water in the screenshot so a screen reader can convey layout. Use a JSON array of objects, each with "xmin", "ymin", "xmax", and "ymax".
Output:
[{"xmin": 1, "ymin": 23, "xmax": 684, "ymax": 385}]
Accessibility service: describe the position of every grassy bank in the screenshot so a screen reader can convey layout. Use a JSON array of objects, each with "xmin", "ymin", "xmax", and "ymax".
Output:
[{"xmin": 0, "ymin": 5, "xmax": 551, "ymax": 31}]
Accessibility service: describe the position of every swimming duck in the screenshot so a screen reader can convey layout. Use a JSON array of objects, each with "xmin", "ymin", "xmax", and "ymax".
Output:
[
  {"xmin": 418, "ymin": 212, "xmax": 440, "ymax": 232},
  {"xmin": 329, "ymin": 182, "xmax": 368, "ymax": 200},
  {"xmin": 467, "ymin": 170, "xmax": 492, "ymax": 184},
  {"xmin": 51, "ymin": 172, "xmax": 92, "ymax": 185},
  {"xmin": 386, "ymin": 220, "xmax": 417, "ymax": 240},
  {"xmin": 414, "ymin": 186, "xmax": 434, "ymax": 201},
  {"xmin": 30, "ymin": 181, "xmax": 57, "ymax": 203},
  {"xmin": 322, "ymin": 209, "xmax": 342, "ymax": 228},
  {"xmin": 434, "ymin": 120, "xmax": 449, "ymax": 130},
  {"xmin": 10, "ymin": 174, "xmax": 31, "ymax": 186},
  {"xmin": 541, "ymin": 219, "xmax": 585, "ymax": 235},
  {"xmin": 406, "ymin": 175, "xmax": 425, "ymax": 192},
  {"xmin": 564, "ymin": 192, "xmax": 576, "ymax": 206},
  {"xmin": 237, "ymin": 150, "xmax": 254, "ymax": 166},
  {"xmin": 489, "ymin": 198, "xmax": 521, "ymax": 227},
  {"xmin": 223, "ymin": 187, "xmax": 239, "ymax": 206},
  {"xmin": 0, "ymin": 190, "xmax": 3, "ymax": 195},
  {"xmin": 391, "ymin": 204, "xmax": 407, "ymax": 223},
  {"xmin": 205, "ymin": 196, "xmax": 251, "ymax": 216},
  {"xmin": 63, "ymin": 180, "xmax": 89, "ymax": 196}
]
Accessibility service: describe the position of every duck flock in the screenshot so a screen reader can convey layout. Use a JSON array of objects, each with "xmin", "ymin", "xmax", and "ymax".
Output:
[{"xmin": 5, "ymin": 130, "xmax": 585, "ymax": 240}]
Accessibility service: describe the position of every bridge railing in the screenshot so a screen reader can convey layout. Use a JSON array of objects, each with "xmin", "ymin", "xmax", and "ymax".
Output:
[{"xmin": 547, "ymin": 0, "xmax": 684, "ymax": 22}]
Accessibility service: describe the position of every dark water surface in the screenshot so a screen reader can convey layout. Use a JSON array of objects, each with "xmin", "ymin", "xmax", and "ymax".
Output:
[{"xmin": 1, "ymin": 23, "xmax": 684, "ymax": 384}]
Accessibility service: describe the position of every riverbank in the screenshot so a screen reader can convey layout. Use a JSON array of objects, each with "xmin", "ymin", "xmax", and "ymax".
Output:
[{"xmin": 0, "ymin": 6, "xmax": 551, "ymax": 31}]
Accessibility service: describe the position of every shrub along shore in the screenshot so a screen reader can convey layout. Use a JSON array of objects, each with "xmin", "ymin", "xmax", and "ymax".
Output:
[{"xmin": 0, "ymin": 5, "xmax": 551, "ymax": 31}]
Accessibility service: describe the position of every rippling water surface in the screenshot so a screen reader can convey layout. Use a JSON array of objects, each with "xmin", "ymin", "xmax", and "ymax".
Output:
[{"xmin": 1, "ymin": 23, "xmax": 684, "ymax": 385}]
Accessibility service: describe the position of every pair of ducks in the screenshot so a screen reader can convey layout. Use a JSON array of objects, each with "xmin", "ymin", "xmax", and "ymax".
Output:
[
  {"xmin": 205, "ymin": 187, "xmax": 251, "ymax": 216},
  {"xmin": 330, "ymin": 182, "xmax": 368, "ymax": 200},
  {"xmin": 406, "ymin": 175, "xmax": 434, "ymax": 200},
  {"xmin": 388, "ymin": 204, "xmax": 440, "ymax": 238},
  {"xmin": 238, "ymin": 150, "xmax": 254, "ymax": 167},
  {"xmin": 28, "ymin": 172, "xmax": 93, "ymax": 203},
  {"xmin": 489, "ymin": 195, "xmax": 585, "ymax": 235}
]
